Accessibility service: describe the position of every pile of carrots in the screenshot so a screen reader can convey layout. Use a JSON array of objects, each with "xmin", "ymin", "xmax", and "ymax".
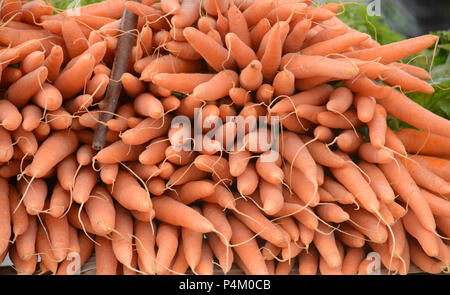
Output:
[{"xmin": 0, "ymin": 0, "xmax": 449, "ymax": 275}]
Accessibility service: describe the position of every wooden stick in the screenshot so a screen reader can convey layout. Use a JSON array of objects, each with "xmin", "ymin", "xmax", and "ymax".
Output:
[{"xmin": 92, "ymin": 0, "xmax": 140, "ymax": 150}]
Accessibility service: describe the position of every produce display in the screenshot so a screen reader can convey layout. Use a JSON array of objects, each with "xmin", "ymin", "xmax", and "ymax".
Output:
[{"xmin": 0, "ymin": 0, "xmax": 449, "ymax": 275}]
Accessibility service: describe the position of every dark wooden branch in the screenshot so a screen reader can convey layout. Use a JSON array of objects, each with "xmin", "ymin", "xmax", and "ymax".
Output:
[{"xmin": 92, "ymin": 0, "xmax": 140, "ymax": 150}]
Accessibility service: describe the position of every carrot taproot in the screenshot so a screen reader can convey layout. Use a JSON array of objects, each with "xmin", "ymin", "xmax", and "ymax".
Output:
[
  {"xmin": 0, "ymin": 127, "xmax": 13, "ymax": 164},
  {"xmin": 317, "ymin": 203, "xmax": 350, "ymax": 223},
  {"xmin": 409, "ymin": 155, "xmax": 450, "ymax": 182},
  {"xmin": 270, "ymin": 83, "xmax": 333, "ymax": 113},
  {"xmin": 13, "ymin": 214, "xmax": 36, "ymax": 264},
  {"xmin": 335, "ymin": 223, "xmax": 366, "ymax": 248},
  {"xmin": 109, "ymin": 170, "xmax": 151, "ymax": 213},
  {"xmin": 132, "ymin": 93, "xmax": 164, "ymax": 119},
  {"xmin": 8, "ymin": 185, "xmax": 28, "ymax": 238},
  {"xmin": 379, "ymin": 159, "xmax": 436, "ymax": 232},
  {"xmin": 259, "ymin": 180, "xmax": 283, "ymax": 215},
  {"xmin": 31, "ymin": 82, "xmax": 63, "ymax": 112},
  {"xmin": 357, "ymin": 161, "xmax": 395, "ymax": 204},
  {"xmin": 152, "ymin": 196, "xmax": 215, "ymax": 233},
  {"xmin": 47, "ymin": 183, "xmax": 69, "ymax": 219},
  {"xmin": 170, "ymin": 0, "xmax": 199, "ymax": 28},
  {"xmin": 46, "ymin": 107, "xmax": 72, "ymax": 131},
  {"xmin": 228, "ymin": 2, "xmax": 251, "ymax": 48},
  {"xmin": 358, "ymin": 143, "xmax": 393, "ymax": 165},
  {"xmin": 0, "ymin": 179, "xmax": 10, "ymax": 255},
  {"xmin": 134, "ymin": 219, "xmax": 157, "ymax": 275},
  {"xmin": 236, "ymin": 160, "xmax": 258, "ymax": 196},
  {"xmin": 391, "ymin": 62, "xmax": 432, "ymax": 80},
  {"xmin": 260, "ymin": 22, "xmax": 289, "ymax": 82},
  {"xmin": 183, "ymin": 27, "xmax": 236, "ymax": 71},
  {"xmin": 44, "ymin": 213, "xmax": 69, "ymax": 262},
  {"xmin": 239, "ymin": 60, "xmax": 263, "ymax": 91},
  {"xmin": 53, "ymin": 54, "xmax": 95, "ymax": 99},
  {"xmin": 254, "ymin": 151, "xmax": 283, "ymax": 184},
  {"xmin": 242, "ymin": 0, "xmax": 274, "ymax": 27},
  {"xmin": 303, "ymin": 32, "xmax": 369, "ymax": 56},
  {"xmin": 380, "ymin": 90, "xmax": 450, "ymax": 139},
  {"xmin": 17, "ymin": 177, "xmax": 46, "ymax": 216},
  {"xmin": 326, "ymin": 87, "xmax": 353, "ymax": 114},
  {"xmin": 194, "ymin": 154, "xmax": 233, "ymax": 185},
  {"xmin": 207, "ymin": 232, "xmax": 233, "ymax": 274},
  {"xmin": 120, "ymin": 113, "xmax": 172, "ymax": 145},
  {"xmin": 6, "ymin": 65, "xmax": 48, "ymax": 108},
  {"xmin": 111, "ymin": 204, "xmax": 133, "ymax": 267},
  {"xmin": 344, "ymin": 35, "xmax": 439, "ymax": 64},
  {"xmin": 395, "ymin": 128, "xmax": 450, "ymax": 157},
  {"xmin": 56, "ymin": 230, "xmax": 94, "ymax": 275},
  {"xmin": 336, "ymin": 129, "xmax": 363, "ymax": 154},
  {"xmin": 402, "ymin": 157, "xmax": 450, "ymax": 196},
  {"xmin": 250, "ymin": 18, "xmax": 270, "ymax": 50},
  {"xmin": 234, "ymin": 198, "xmax": 288, "ymax": 248},
  {"xmin": 84, "ymin": 185, "xmax": 116, "ymax": 236},
  {"xmin": 201, "ymin": 183, "xmax": 235, "ymax": 211},
  {"xmin": 342, "ymin": 247, "xmax": 366, "ymax": 275},
  {"xmin": 20, "ymin": 51, "xmax": 44, "ymax": 74},
  {"xmin": 141, "ymin": 54, "xmax": 204, "ymax": 81},
  {"xmin": 280, "ymin": 131, "xmax": 317, "ymax": 186},
  {"xmin": 155, "ymin": 222, "xmax": 179, "ymax": 275},
  {"xmin": 298, "ymin": 245, "xmax": 318, "ymax": 275},
  {"xmin": 95, "ymin": 236, "xmax": 117, "ymax": 275},
  {"xmin": 1, "ymin": 67, "xmax": 22, "ymax": 89},
  {"xmin": 228, "ymin": 215, "xmax": 269, "ymax": 275},
  {"xmin": 21, "ymin": 0, "xmax": 52, "ymax": 23},
  {"xmin": 313, "ymin": 222, "xmax": 341, "ymax": 268},
  {"xmin": 166, "ymin": 164, "xmax": 207, "ymax": 187},
  {"xmin": 342, "ymin": 206, "xmax": 388, "ymax": 244},
  {"xmin": 281, "ymin": 53, "xmax": 359, "ymax": 80},
  {"xmin": 421, "ymin": 189, "xmax": 450, "ymax": 219},
  {"xmin": 179, "ymin": 206, "xmax": 203, "ymax": 271},
  {"xmin": 152, "ymin": 73, "xmax": 214, "ymax": 94},
  {"xmin": 10, "ymin": 244, "xmax": 38, "ymax": 275}
]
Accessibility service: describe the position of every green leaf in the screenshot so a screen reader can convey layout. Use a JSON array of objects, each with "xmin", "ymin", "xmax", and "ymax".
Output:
[{"xmin": 437, "ymin": 99, "xmax": 450, "ymax": 117}]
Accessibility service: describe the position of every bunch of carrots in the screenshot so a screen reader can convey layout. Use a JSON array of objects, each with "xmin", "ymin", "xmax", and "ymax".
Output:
[{"xmin": 0, "ymin": 0, "xmax": 449, "ymax": 275}]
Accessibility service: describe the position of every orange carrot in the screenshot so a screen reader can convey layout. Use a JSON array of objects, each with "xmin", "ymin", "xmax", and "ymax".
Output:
[
  {"xmin": 240, "ymin": 60, "xmax": 263, "ymax": 91},
  {"xmin": 410, "ymin": 155, "xmax": 450, "ymax": 182},
  {"xmin": 234, "ymin": 198, "xmax": 289, "ymax": 248},
  {"xmin": 109, "ymin": 170, "xmax": 151, "ymax": 213},
  {"xmin": 281, "ymin": 53, "xmax": 359, "ymax": 80},
  {"xmin": 6, "ymin": 66, "xmax": 48, "ymax": 108},
  {"xmin": 228, "ymin": 2, "xmax": 251, "ymax": 47},
  {"xmin": 48, "ymin": 183, "xmax": 70, "ymax": 218},
  {"xmin": 54, "ymin": 54, "xmax": 95, "ymax": 99},
  {"xmin": 298, "ymin": 245, "xmax": 319, "ymax": 275},
  {"xmin": 344, "ymin": 35, "xmax": 439, "ymax": 64},
  {"xmin": 155, "ymin": 222, "xmax": 179, "ymax": 274},
  {"xmin": 379, "ymin": 90, "xmax": 450, "ymax": 139},
  {"xmin": 183, "ymin": 27, "xmax": 236, "ymax": 71},
  {"xmin": 141, "ymin": 54, "xmax": 204, "ymax": 81},
  {"xmin": 44, "ymin": 213, "xmax": 69, "ymax": 262},
  {"xmin": 152, "ymin": 196, "xmax": 214, "ymax": 233},
  {"xmin": 95, "ymin": 236, "xmax": 117, "ymax": 275},
  {"xmin": 395, "ymin": 128, "xmax": 450, "ymax": 157},
  {"xmin": 250, "ymin": 18, "xmax": 271, "ymax": 50},
  {"xmin": 120, "ymin": 115, "xmax": 172, "ymax": 146},
  {"xmin": 379, "ymin": 159, "xmax": 436, "ymax": 232},
  {"xmin": 228, "ymin": 215, "xmax": 269, "ymax": 275}
]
